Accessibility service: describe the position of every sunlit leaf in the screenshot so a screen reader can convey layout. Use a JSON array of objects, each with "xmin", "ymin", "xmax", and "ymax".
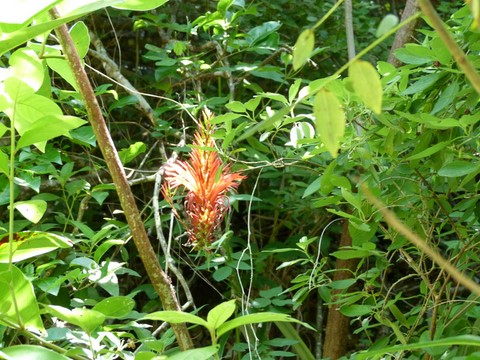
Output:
[
  {"xmin": 1, "ymin": 345, "xmax": 70, "ymax": 360},
  {"xmin": 0, "ymin": 151, "xmax": 9, "ymax": 176},
  {"xmin": 166, "ymin": 346, "xmax": 219, "ymax": 360},
  {"xmin": 69, "ymin": 21, "xmax": 90, "ymax": 59},
  {"xmin": 0, "ymin": 231, "xmax": 73, "ymax": 263},
  {"xmin": 376, "ymin": 14, "xmax": 399, "ymax": 37},
  {"xmin": 349, "ymin": 60, "xmax": 382, "ymax": 114},
  {"xmin": 0, "ymin": 263, "xmax": 45, "ymax": 335},
  {"xmin": 142, "ymin": 311, "xmax": 209, "ymax": 329},
  {"xmin": 13, "ymin": 200, "xmax": 47, "ymax": 223},
  {"xmin": 207, "ymin": 300, "xmax": 236, "ymax": 330},
  {"xmin": 112, "ymin": 0, "xmax": 168, "ymax": 11},
  {"xmin": 46, "ymin": 305, "xmax": 106, "ymax": 333},
  {"xmin": 313, "ymin": 89, "xmax": 345, "ymax": 158},
  {"xmin": 217, "ymin": 312, "xmax": 315, "ymax": 338},
  {"xmin": 93, "ymin": 296, "xmax": 135, "ymax": 319},
  {"xmin": 293, "ymin": 28, "xmax": 314, "ymax": 71},
  {"xmin": 118, "ymin": 142, "xmax": 146, "ymax": 165}
]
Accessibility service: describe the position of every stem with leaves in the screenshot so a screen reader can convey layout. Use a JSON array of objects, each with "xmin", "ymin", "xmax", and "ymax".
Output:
[{"xmin": 49, "ymin": 8, "xmax": 193, "ymax": 350}]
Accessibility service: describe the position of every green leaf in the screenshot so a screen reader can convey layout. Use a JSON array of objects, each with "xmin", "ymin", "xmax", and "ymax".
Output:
[
  {"xmin": 293, "ymin": 29, "xmax": 314, "ymax": 71},
  {"xmin": 118, "ymin": 142, "xmax": 146, "ymax": 165},
  {"xmin": 0, "ymin": 263, "xmax": 45, "ymax": 335},
  {"xmin": 394, "ymin": 44, "xmax": 436, "ymax": 65},
  {"xmin": 407, "ymin": 141, "xmax": 450, "ymax": 160},
  {"xmin": 46, "ymin": 305, "xmax": 106, "ymax": 333},
  {"xmin": 302, "ymin": 177, "xmax": 322, "ymax": 198},
  {"xmin": 166, "ymin": 346, "xmax": 219, "ymax": 360},
  {"xmin": 112, "ymin": 0, "xmax": 168, "ymax": 11},
  {"xmin": 349, "ymin": 60, "xmax": 383, "ymax": 114},
  {"xmin": 13, "ymin": 200, "xmax": 46, "ymax": 223},
  {"xmin": 438, "ymin": 161, "xmax": 479, "ymax": 177},
  {"xmin": 207, "ymin": 300, "xmax": 236, "ymax": 330},
  {"xmin": 313, "ymin": 89, "xmax": 345, "ymax": 158},
  {"xmin": 212, "ymin": 266, "xmax": 233, "ymax": 281},
  {"xmin": 376, "ymin": 14, "xmax": 399, "ymax": 37},
  {"xmin": 69, "ymin": 21, "xmax": 90, "ymax": 59},
  {"xmin": 1, "ymin": 345, "xmax": 70, "ymax": 360},
  {"xmin": 340, "ymin": 304, "xmax": 374, "ymax": 317},
  {"xmin": 355, "ymin": 335, "xmax": 480, "ymax": 360},
  {"xmin": 0, "ymin": 231, "xmax": 72, "ymax": 263},
  {"xmin": 331, "ymin": 249, "xmax": 373, "ymax": 259},
  {"xmin": 0, "ymin": 151, "xmax": 9, "ymax": 176},
  {"xmin": 9, "ymin": 48, "xmax": 44, "ymax": 93},
  {"xmin": 0, "ymin": 1, "xmax": 121, "ymax": 56},
  {"xmin": 17, "ymin": 115, "xmax": 87, "ymax": 151},
  {"xmin": 0, "ymin": 0, "xmax": 60, "ymax": 24},
  {"xmin": 142, "ymin": 311, "xmax": 209, "ymax": 329},
  {"xmin": 93, "ymin": 296, "xmax": 135, "ymax": 319},
  {"xmin": 217, "ymin": 312, "xmax": 315, "ymax": 338}
]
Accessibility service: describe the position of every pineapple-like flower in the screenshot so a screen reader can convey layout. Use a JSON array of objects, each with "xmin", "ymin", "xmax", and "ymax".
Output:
[{"xmin": 162, "ymin": 122, "xmax": 245, "ymax": 249}]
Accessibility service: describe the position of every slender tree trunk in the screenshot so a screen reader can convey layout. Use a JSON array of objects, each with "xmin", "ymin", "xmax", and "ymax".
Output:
[
  {"xmin": 388, "ymin": 0, "xmax": 420, "ymax": 66},
  {"xmin": 50, "ymin": 8, "xmax": 193, "ymax": 351},
  {"xmin": 322, "ymin": 220, "xmax": 359, "ymax": 359}
]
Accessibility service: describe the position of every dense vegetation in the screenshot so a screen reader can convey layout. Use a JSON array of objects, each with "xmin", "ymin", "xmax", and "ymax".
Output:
[{"xmin": 0, "ymin": 0, "xmax": 479, "ymax": 359}]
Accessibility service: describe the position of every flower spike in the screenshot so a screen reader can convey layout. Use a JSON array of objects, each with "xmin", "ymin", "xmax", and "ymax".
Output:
[{"xmin": 162, "ymin": 116, "xmax": 245, "ymax": 249}]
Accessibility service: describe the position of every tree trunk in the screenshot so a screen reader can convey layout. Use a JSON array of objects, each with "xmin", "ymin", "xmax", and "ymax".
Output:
[
  {"xmin": 322, "ymin": 220, "xmax": 359, "ymax": 359},
  {"xmin": 387, "ymin": 0, "xmax": 420, "ymax": 67}
]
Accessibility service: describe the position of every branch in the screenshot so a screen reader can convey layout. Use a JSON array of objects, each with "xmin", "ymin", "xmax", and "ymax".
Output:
[{"xmin": 50, "ymin": 8, "xmax": 193, "ymax": 350}]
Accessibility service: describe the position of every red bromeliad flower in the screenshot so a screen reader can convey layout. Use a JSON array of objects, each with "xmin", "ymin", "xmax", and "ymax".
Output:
[{"xmin": 162, "ymin": 123, "xmax": 246, "ymax": 249}]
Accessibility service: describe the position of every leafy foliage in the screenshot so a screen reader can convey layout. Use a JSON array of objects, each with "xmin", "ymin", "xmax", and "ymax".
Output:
[{"xmin": 0, "ymin": 0, "xmax": 478, "ymax": 359}]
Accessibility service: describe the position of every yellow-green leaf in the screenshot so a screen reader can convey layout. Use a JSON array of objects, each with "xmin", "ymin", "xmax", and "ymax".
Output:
[
  {"xmin": 292, "ymin": 29, "xmax": 314, "ymax": 71},
  {"xmin": 313, "ymin": 89, "xmax": 345, "ymax": 158},
  {"xmin": 349, "ymin": 60, "xmax": 383, "ymax": 114},
  {"xmin": 13, "ymin": 200, "xmax": 47, "ymax": 223}
]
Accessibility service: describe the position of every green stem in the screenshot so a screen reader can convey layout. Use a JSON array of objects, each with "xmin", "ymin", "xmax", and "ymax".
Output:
[
  {"xmin": 49, "ymin": 8, "xmax": 193, "ymax": 350},
  {"xmin": 418, "ymin": 0, "xmax": 480, "ymax": 96}
]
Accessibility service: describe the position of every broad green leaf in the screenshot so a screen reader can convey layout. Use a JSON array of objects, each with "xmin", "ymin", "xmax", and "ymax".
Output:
[
  {"xmin": 0, "ymin": 151, "xmax": 9, "ymax": 176},
  {"xmin": 207, "ymin": 300, "xmax": 236, "ymax": 330},
  {"xmin": 302, "ymin": 177, "xmax": 321, "ymax": 198},
  {"xmin": 46, "ymin": 305, "xmax": 106, "ymax": 333},
  {"xmin": 93, "ymin": 296, "xmax": 135, "ymax": 319},
  {"xmin": 293, "ymin": 28, "xmax": 314, "ymax": 71},
  {"xmin": 118, "ymin": 142, "xmax": 146, "ymax": 165},
  {"xmin": 166, "ymin": 346, "xmax": 219, "ymax": 360},
  {"xmin": 17, "ymin": 115, "xmax": 87, "ymax": 151},
  {"xmin": 46, "ymin": 58, "xmax": 78, "ymax": 91},
  {"xmin": 340, "ymin": 304, "xmax": 374, "ymax": 317},
  {"xmin": 217, "ymin": 312, "xmax": 315, "ymax": 338},
  {"xmin": 438, "ymin": 161, "xmax": 479, "ymax": 177},
  {"xmin": 94, "ymin": 239, "xmax": 125, "ymax": 262},
  {"xmin": 401, "ymin": 73, "xmax": 442, "ymax": 96},
  {"xmin": 376, "ymin": 14, "xmax": 399, "ymax": 37},
  {"xmin": 142, "ymin": 311, "xmax": 209, "ymax": 329},
  {"xmin": 331, "ymin": 249, "xmax": 373, "ymax": 259},
  {"xmin": 313, "ymin": 89, "xmax": 345, "ymax": 158},
  {"xmin": 355, "ymin": 335, "xmax": 480, "ymax": 360},
  {"xmin": 407, "ymin": 141, "xmax": 450, "ymax": 161},
  {"xmin": 1, "ymin": 345, "xmax": 70, "ymax": 360},
  {"xmin": 9, "ymin": 49, "xmax": 44, "ymax": 92},
  {"xmin": 0, "ymin": 0, "xmax": 59, "ymax": 24},
  {"xmin": 288, "ymin": 78, "xmax": 303, "ymax": 103},
  {"xmin": 349, "ymin": 60, "xmax": 382, "ymax": 114},
  {"xmin": 236, "ymin": 105, "xmax": 293, "ymax": 143},
  {"xmin": 112, "ymin": 0, "xmax": 168, "ymax": 11},
  {"xmin": 13, "ymin": 199, "xmax": 46, "ymax": 223},
  {"xmin": 0, "ymin": 263, "xmax": 45, "ymax": 335},
  {"xmin": 0, "ymin": 231, "xmax": 73, "ymax": 263},
  {"xmin": 69, "ymin": 21, "xmax": 90, "ymax": 59},
  {"xmin": 212, "ymin": 266, "xmax": 233, "ymax": 282},
  {"xmin": 394, "ymin": 44, "xmax": 436, "ymax": 65},
  {"xmin": 0, "ymin": 1, "xmax": 121, "ymax": 56}
]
